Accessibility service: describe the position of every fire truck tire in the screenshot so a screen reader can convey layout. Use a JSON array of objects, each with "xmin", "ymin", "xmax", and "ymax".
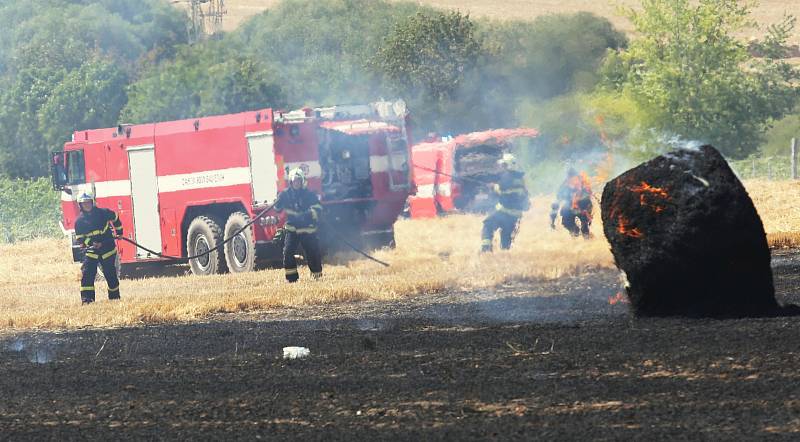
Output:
[
  {"xmin": 223, "ymin": 211, "xmax": 256, "ymax": 273},
  {"xmin": 187, "ymin": 215, "xmax": 228, "ymax": 276}
]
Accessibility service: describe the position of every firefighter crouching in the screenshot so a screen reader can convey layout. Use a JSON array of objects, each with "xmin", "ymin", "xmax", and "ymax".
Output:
[
  {"xmin": 74, "ymin": 193, "xmax": 123, "ymax": 304},
  {"xmin": 481, "ymin": 154, "xmax": 530, "ymax": 252},
  {"xmin": 550, "ymin": 168, "xmax": 593, "ymax": 238},
  {"xmin": 275, "ymin": 168, "xmax": 323, "ymax": 282}
]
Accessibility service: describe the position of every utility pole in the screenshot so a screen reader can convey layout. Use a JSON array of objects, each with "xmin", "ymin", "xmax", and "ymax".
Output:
[{"xmin": 173, "ymin": 0, "xmax": 226, "ymax": 44}]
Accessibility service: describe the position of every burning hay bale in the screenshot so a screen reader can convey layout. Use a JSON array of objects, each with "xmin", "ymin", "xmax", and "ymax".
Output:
[{"xmin": 601, "ymin": 145, "xmax": 795, "ymax": 318}]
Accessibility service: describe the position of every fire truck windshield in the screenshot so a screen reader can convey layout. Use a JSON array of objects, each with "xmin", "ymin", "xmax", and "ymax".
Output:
[{"xmin": 52, "ymin": 149, "xmax": 86, "ymax": 189}]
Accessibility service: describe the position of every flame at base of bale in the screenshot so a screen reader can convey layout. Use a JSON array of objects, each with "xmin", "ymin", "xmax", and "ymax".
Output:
[{"xmin": 601, "ymin": 145, "xmax": 797, "ymax": 318}]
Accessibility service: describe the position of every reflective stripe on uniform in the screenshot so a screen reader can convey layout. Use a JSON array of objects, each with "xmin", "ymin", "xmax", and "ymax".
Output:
[
  {"xmin": 84, "ymin": 225, "xmax": 110, "ymax": 237},
  {"xmin": 85, "ymin": 252, "xmax": 99, "ymax": 259},
  {"xmin": 284, "ymin": 225, "xmax": 317, "ymax": 234},
  {"xmin": 108, "ymin": 286, "xmax": 119, "ymax": 292},
  {"xmin": 285, "ymin": 268, "xmax": 298, "ymax": 275},
  {"xmin": 501, "ymin": 188, "xmax": 527, "ymax": 195},
  {"xmin": 102, "ymin": 248, "xmax": 117, "ymax": 260},
  {"xmin": 481, "ymin": 239, "xmax": 492, "ymax": 246},
  {"xmin": 79, "ymin": 224, "xmax": 111, "ymax": 244},
  {"xmin": 495, "ymin": 203, "xmax": 523, "ymax": 217},
  {"xmin": 81, "ymin": 286, "xmax": 95, "ymax": 291},
  {"xmin": 285, "ymin": 209, "xmax": 301, "ymax": 216}
]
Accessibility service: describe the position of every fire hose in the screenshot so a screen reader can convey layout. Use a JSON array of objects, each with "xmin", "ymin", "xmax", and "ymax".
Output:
[
  {"xmin": 412, "ymin": 163, "xmax": 491, "ymax": 185},
  {"xmin": 116, "ymin": 201, "xmax": 390, "ymax": 267}
]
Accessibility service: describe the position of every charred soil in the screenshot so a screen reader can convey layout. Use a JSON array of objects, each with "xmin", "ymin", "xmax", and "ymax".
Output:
[{"xmin": 2, "ymin": 251, "xmax": 800, "ymax": 440}]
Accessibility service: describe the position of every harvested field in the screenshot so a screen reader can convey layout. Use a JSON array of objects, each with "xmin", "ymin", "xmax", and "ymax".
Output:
[
  {"xmin": 0, "ymin": 197, "xmax": 613, "ymax": 329},
  {"xmin": 222, "ymin": 0, "xmax": 800, "ymax": 44},
  {"xmin": 1, "ymin": 251, "xmax": 799, "ymax": 439},
  {"xmin": 1, "ymin": 179, "xmax": 800, "ymax": 438},
  {"xmin": 1, "ymin": 179, "xmax": 797, "ymax": 329}
]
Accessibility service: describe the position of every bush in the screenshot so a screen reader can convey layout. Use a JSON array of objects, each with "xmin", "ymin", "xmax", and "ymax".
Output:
[
  {"xmin": 0, "ymin": 177, "xmax": 61, "ymax": 243},
  {"xmin": 232, "ymin": 0, "xmax": 427, "ymax": 105}
]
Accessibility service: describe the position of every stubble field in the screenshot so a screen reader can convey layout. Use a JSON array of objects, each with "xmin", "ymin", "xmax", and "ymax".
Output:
[
  {"xmin": 222, "ymin": 0, "xmax": 799, "ymax": 44},
  {"xmin": 1, "ymin": 179, "xmax": 798, "ymax": 331}
]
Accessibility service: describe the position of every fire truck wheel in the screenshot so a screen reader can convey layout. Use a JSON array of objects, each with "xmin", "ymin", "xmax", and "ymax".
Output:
[
  {"xmin": 224, "ymin": 211, "xmax": 256, "ymax": 273},
  {"xmin": 187, "ymin": 216, "xmax": 228, "ymax": 276}
]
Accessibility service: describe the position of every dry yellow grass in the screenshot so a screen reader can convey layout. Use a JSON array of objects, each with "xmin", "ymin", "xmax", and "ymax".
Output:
[
  {"xmin": 745, "ymin": 179, "xmax": 800, "ymax": 248},
  {"xmin": 221, "ymin": 0, "xmax": 799, "ymax": 44},
  {"xmin": 0, "ymin": 197, "xmax": 613, "ymax": 330},
  {"xmin": 1, "ymin": 179, "xmax": 797, "ymax": 331}
]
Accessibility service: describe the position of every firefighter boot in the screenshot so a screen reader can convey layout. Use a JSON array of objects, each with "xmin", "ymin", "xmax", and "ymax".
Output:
[
  {"xmin": 80, "ymin": 259, "xmax": 98, "ymax": 304},
  {"xmin": 285, "ymin": 268, "xmax": 299, "ymax": 283},
  {"xmin": 481, "ymin": 212, "xmax": 503, "ymax": 253},
  {"xmin": 99, "ymin": 252, "xmax": 121, "ymax": 300}
]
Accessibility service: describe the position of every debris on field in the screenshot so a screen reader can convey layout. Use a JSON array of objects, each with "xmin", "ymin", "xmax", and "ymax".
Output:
[{"xmin": 283, "ymin": 346, "xmax": 310, "ymax": 359}]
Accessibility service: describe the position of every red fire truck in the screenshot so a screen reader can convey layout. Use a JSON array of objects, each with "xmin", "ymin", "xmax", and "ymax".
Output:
[
  {"xmin": 51, "ymin": 100, "xmax": 412, "ymax": 275},
  {"xmin": 407, "ymin": 128, "xmax": 539, "ymax": 218}
]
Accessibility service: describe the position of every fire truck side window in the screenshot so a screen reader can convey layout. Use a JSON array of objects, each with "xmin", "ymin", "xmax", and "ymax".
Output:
[{"xmin": 66, "ymin": 150, "xmax": 86, "ymax": 185}]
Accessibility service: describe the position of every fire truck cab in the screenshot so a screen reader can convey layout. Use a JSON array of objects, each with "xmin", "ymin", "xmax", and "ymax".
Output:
[{"xmin": 51, "ymin": 100, "xmax": 411, "ymax": 275}]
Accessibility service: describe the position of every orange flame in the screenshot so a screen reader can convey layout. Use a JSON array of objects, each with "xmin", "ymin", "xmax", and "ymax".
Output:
[
  {"xmin": 591, "ymin": 153, "xmax": 614, "ymax": 189},
  {"xmin": 629, "ymin": 181, "xmax": 670, "ymax": 213},
  {"xmin": 617, "ymin": 216, "xmax": 643, "ymax": 238},
  {"xmin": 608, "ymin": 292, "xmax": 629, "ymax": 305},
  {"xmin": 630, "ymin": 182, "xmax": 669, "ymax": 199}
]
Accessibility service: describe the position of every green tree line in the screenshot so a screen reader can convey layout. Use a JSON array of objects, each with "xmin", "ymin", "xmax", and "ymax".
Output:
[
  {"xmin": 0, "ymin": 0, "xmax": 797, "ymax": 182},
  {"xmin": 0, "ymin": 0, "xmax": 627, "ymax": 178}
]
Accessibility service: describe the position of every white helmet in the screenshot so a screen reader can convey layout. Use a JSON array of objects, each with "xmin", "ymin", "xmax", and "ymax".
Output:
[
  {"xmin": 498, "ymin": 153, "xmax": 517, "ymax": 168},
  {"xmin": 288, "ymin": 168, "xmax": 306, "ymax": 185},
  {"xmin": 77, "ymin": 192, "xmax": 95, "ymax": 203}
]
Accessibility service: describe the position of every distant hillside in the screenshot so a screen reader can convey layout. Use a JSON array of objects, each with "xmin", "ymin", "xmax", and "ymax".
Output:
[{"xmin": 220, "ymin": 0, "xmax": 798, "ymax": 44}]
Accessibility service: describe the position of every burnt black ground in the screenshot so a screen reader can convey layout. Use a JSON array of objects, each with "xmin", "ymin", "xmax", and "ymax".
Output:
[{"xmin": 2, "ymin": 253, "xmax": 800, "ymax": 440}]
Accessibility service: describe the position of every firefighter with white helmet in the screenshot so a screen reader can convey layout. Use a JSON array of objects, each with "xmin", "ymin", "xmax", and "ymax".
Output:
[
  {"xmin": 480, "ymin": 153, "xmax": 530, "ymax": 252},
  {"xmin": 74, "ymin": 192, "xmax": 124, "ymax": 304},
  {"xmin": 274, "ymin": 168, "xmax": 324, "ymax": 282}
]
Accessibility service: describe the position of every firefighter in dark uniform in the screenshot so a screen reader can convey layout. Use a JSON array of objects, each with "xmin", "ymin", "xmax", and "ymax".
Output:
[
  {"xmin": 481, "ymin": 154, "xmax": 530, "ymax": 252},
  {"xmin": 74, "ymin": 192, "xmax": 123, "ymax": 304},
  {"xmin": 275, "ymin": 168, "xmax": 324, "ymax": 282},
  {"xmin": 550, "ymin": 167, "xmax": 593, "ymax": 238}
]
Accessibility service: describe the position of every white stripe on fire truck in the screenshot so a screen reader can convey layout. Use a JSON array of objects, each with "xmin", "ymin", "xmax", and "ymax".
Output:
[
  {"xmin": 157, "ymin": 167, "xmax": 252, "ymax": 193},
  {"xmin": 415, "ymin": 182, "xmax": 452, "ymax": 198},
  {"xmin": 60, "ymin": 180, "xmax": 132, "ymax": 202},
  {"xmin": 61, "ymin": 168, "xmax": 254, "ymax": 200}
]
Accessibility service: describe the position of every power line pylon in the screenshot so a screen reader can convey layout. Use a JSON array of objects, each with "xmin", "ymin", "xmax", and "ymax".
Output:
[{"xmin": 174, "ymin": 0, "xmax": 227, "ymax": 44}]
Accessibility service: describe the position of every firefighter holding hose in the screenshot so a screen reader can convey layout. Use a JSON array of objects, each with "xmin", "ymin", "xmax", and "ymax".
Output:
[
  {"xmin": 275, "ymin": 168, "xmax": 324, "ymax": 282},
  {"xmin": 481, "ymin": 153, "xmax": 530, "ymax": 252},
  {"xmin": 550, "ymin": 167, "xmax": 593, "ymax": 238},
  {"xmin": 74, "ymin": 192, "xmax": 123, "ymax": 304}
]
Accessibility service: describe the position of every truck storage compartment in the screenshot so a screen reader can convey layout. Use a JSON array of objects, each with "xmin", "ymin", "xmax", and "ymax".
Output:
[{"xmin": 318, "ymin": 128, "xmax": 373, "ymax": 200}]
